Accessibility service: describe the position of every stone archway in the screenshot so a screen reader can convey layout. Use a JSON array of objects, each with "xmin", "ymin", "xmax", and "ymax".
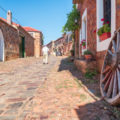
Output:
[{"xmin": 0, "ymin": 29, "xmax": 4, "ymax": 61}]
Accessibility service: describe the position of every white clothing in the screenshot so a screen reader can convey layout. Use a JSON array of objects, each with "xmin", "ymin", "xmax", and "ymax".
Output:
[
  {"xmin": 42, "ymin": 46, "xmax": 49, "ymax": 55},
  {"xmin": 42, "ymin": 46, "xmax": 49, "ymax": 64}
]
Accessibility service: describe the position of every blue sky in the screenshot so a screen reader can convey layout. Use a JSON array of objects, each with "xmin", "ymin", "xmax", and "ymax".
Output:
[{"xmin": 0, "ymin": 0, "xmax": 73, "ymax": 45}]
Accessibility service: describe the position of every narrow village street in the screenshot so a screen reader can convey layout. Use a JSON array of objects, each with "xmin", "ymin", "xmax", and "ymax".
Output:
[{"xmin": 0, "ymin": 56, "xmax": 119, "ymax": 120}]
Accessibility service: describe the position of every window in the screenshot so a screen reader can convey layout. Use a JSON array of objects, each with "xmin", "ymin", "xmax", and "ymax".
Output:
[
  {"xmin": 104, "ymin": 0, "xmax": 111, "ymax": 26},
  {"xmin": 29, "ymin": 32, "xmax": 34, "ymax": 37}
]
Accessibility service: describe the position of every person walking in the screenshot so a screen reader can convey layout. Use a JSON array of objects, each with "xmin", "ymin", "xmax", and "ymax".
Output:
[{"xmin": 42, "ymin": 45, "xmax": 49, "ymax": 64}]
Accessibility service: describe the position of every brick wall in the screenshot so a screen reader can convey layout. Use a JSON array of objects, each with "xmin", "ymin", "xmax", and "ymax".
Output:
[
  {"xmin": 79, "ymin": 0, "xmax": 97, "ymax": 56},
  {"xmin": 34, "ymin": 32, "xmax": 41, "ymax": 57},
  {"xmin": 75, "ymin": 30, "xmax": 79, "ymax": 58},
  {"xmin": 18, "ymin": 26, "xmax": 34, "ymax": 57},
  {"xmin": 74, "ymin": 0, "xmax": 120, "ymax": 72},
  {"xmin": 0, "ymin": 19, "xmax": 20, "ymax": 61},
  {"xmin": 116, "ymin": 0, "xmax": 120, "ymax": 29},
  {"xmin": 96, "ymin": 50, "xmax": 107, "ymax": 72},
  {"xmin": 63, "ymin": 41, "xmax": 73, "ymax": 56}
]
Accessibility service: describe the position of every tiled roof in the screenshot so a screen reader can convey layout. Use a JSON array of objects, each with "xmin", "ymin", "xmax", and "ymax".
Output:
[
  {"xmin": 0, "ymin": 18, "xmax": 41, "ymax": 33},
  {"xmin": 0, "ymin": 17, "xmax": 18, "ymax": 26},
  {"xmin": 23, "ymin": 27, "xmax": 41, "ymax": 32}
]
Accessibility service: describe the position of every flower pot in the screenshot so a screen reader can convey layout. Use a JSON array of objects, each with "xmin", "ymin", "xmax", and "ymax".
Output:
[
  {"xmin": 83, "ymin": 46, "xmax": 86, "ymax": 49},
  {"xmin": 99, "ymin": 32, "xmax": 111, "ymax": 41},
  {"xmin": 70, "ymin": 50, "xmax": 74, "ymax": 56},
  {"xmin": 85, "ymin": 55, "xmax": 92, "ymax": 60}
]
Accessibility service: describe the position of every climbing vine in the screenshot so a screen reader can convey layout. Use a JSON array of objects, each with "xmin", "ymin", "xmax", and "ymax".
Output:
[{"xmin": 62, "ymin": 5, "xmax": 80, "ymax": 33}]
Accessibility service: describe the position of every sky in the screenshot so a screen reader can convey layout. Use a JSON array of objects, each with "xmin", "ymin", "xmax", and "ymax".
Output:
[{"xmin": 0, "ymin": 0, "xmax": 73, "ymax": 45}]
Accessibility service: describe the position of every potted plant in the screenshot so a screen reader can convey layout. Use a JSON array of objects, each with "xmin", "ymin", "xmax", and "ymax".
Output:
[
  {"xmin": 81, "ymin": 40, "xmax": 86, "ymax": 49},
  {"xmin": 97, "ymin": 19, "xmax": 111, "ymax": 41},
  {"xmin": 70, "ymin": 49, "xmax": 74, "ymax": 56},
  {"xmin": 84, "ymin": 50, "xmax": 92, "ymax": 60}
]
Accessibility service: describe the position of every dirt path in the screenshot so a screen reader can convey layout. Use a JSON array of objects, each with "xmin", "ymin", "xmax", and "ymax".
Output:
[{"xmin": 24, "ymin": 57, "xmax": 120, "ymax": 120}]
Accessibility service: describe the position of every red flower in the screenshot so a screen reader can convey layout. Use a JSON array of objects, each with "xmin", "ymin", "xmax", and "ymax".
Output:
[
  {"xmin": 103, "ymin": 22, "xmax": 106, "ymax": 25},
  {"xmin": 94, "ymin": 29, "xmax": 97, "ymax": 33},
  {"xmin": 107, "ymin": 21, "xmax": 109, "ymax": 24},
  {"xmin": 101, "ymin": 18, "xmax": 105, "ymax": 21}
]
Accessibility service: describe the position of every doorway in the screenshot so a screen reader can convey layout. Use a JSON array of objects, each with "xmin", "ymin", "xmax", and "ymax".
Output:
[
  {"xmin": 0, "ymin": 29, "xmax": 4, "ymax": 61},
  {"xmin": 19, "ymin": 36, "xmax": 25, "ymax": 58}
]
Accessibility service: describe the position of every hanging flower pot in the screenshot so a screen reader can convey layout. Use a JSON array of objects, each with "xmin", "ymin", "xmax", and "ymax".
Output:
[
  {"xmin": 99, "ymin": 32, "xmax": 111, "ymax": 41},
  {"xmin": 81, "ymin": 39, "xmax": 86, "ymax": 49},
  {"xmin": 97, "ymin": 19, "xmax": 111, "ymax": 41},
  {"xmin": 83, "ymin": 45, "xmax": 86, "ymax": 49}
]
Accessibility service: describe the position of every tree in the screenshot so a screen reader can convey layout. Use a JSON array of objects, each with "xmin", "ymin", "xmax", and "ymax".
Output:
[
  {"xmin": 62, "ymin": 5, "xmax": 80, "ymax": 33},
  {"xmin": 41, "ymin": 35, "xmax": 44, "ymax": 45}
]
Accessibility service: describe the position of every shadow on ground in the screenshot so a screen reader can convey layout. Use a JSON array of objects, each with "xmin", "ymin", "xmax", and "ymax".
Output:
[{"xmin": 58, "ymin": 57, "xmax": 120, "ymax": 120}]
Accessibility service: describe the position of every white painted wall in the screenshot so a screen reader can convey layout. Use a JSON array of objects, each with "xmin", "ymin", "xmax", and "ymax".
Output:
[
  {"xmin": 0, "ymin": 29, "xmax": 4, "ymax": 61},
  {"xmin": 96, "ymin": 0, "xmax": 116, "ymax": 52},
  {"xmin": 82, "ymin": 9, "xmax": 87, "ymax": 54}
]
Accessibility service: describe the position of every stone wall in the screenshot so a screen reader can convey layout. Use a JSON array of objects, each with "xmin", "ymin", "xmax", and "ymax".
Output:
[
  {"xmin": 96, "ymin": 50, "xmax": 107, "ymax": 72},
  {"xmin": 18, "ymin": 26, "xmax": 34, "ymax": 57},
  {"xmin": 0, "ymin": 19, "xmax": 20, "ymax": 61},
  {"xmin": 63, "ymin": 41, "xmax": 73, "ymax": 56},
  {"xmin": 74, "ymin": 59, "xmax": 97, "ymax": 74},
  {"xmin": 78, "ymin": 0, "xmax": 97, "ymax": 56},
  {"xmin": 116, "ymin": 0, "xmax": 120, "ymax": 29},
  {"xmin": 34, "ymin": 32, "xmax": 41, "ymax": 57}
]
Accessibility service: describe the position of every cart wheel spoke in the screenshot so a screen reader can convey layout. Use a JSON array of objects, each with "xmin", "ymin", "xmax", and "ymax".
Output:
[
  {"xmin": 108, "ymin": 50, "xmax": 114, "ymax": 56},
  {"xmin": 107, "ymin": 74, "xmax": 114, "ymax": 98},
  {"xmin": 112, "ymin": 71, "xmax": 117, "ymax": 98},
  {"xmin": 102, "ymin": 65, "xmax": 111, "ymax": 74},
  {"xmin": 102, "ymin": 70, "xmax": 112, "ymax": 83},
  {"xmin": 117, "ymin": 69, "xmax": 120, "ymax": 92},
  {"xmin": 112, "ymin": 40, "xmax": 116, "ymax": 53},
  {"xmin": 104, "ymin": 73, "xmax": 112, "ymax": 92},
  {"xmin": 117, "ymin": 32, "xmax": 120, "ymax": 52}
]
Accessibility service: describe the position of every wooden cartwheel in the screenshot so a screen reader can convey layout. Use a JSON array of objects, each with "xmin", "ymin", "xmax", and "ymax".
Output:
[{"xmin": 100, "ymin": 28, "xmax": 120, "ymax": 105}]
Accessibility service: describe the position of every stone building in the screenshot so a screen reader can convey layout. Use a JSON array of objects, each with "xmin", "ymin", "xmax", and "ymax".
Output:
[
  {"xmin": 46, "ymin": 33, "xmax": 73, "ymax": 56},
  {"xmin": 73, "ymin": 0, "xmax": 118, "ymax": 72},
  {"xmin": 23, "ymin": 27, "xmax": 43, "ymax": 57},
  {"xmin": 0, "ymin": 11, "xmax": 35, "ymax": 61},
  {"xmin": 63, "ymin": 33, "xmax": 73, "ymax": 56}
]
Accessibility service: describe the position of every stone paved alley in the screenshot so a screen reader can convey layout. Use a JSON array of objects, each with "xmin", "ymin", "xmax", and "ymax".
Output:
[{"xmin": 0, "ymin": 56, "xmax": 120, "ymax": 120}]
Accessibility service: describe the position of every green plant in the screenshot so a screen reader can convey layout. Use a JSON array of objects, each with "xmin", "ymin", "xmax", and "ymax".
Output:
[
  {"xmin": 97, "ymin": 24, "xmax": 111, "ymax": 36},
  {"xmin": 85, "ymin": 69, "xmax": 98, "ymax": 79},
  {"xmin": 84, "ymin": 50, "xmax": 92, "ymax": 55},
  {"xmin": 62, "ymin": 5, "xmax": 80, "ymax": 33}
]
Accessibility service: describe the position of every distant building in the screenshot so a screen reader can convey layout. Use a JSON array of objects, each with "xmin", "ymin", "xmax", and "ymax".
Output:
[
  {"xmin": 0, "ymin": 11, "xmax": 34, "ymax": 61},
  {"xmin": 23, "ymin": 27, "xmax": 43, "ymax": 57},
  {"xmin": 47, "ymin": 33, "xmax": 73, "ymax": 56}
]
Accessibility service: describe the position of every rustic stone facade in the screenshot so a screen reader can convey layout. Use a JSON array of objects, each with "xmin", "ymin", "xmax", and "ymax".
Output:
[
  {"xmin": 116, "ymin": 0, "xmax": 120, "ymax": 29},
  {"xmin": 0, "ymin": 17, "xmax": 35, "ymax": 61},
  {"xmin": 47, "ymin": 34, "xmax": 73, "ymax": 56},
  {"xmin": 74, "ymin": 0, "xmax": 120, "ymax": 72},
  {"xmin": 34, "ymin": 32, "xmax": 42, "ymax": 57},
  {"xmin": 0, "ymin": 19, "xmax": 20, "ymax": 61},
  {"xmin": 17, "ymin": 26, "xmax": 34, "ymax": 57},
  {"xmin": 75, "ymin": 0, "xmax": 97, "ymax": 58},
  {"xmin": 23, "ymin": 27, "xmax": 43, "ymax": 57},
  {"xmin": 74, "ymin": 59, "xmax": 97, "ymax": 73}
]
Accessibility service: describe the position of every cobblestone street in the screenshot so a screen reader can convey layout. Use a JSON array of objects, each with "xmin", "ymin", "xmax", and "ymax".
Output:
[
  {"xmin": 0, "ymin": 56, "xmax": 57, "ymax": 120},
  {"xmin": 0, "ymin": 56, "xmax": 119, "ymax": 120}
]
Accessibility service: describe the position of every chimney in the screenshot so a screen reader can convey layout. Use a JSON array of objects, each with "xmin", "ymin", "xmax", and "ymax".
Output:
[{"xmin": 7, "ymin": 10, "xmax": 12, "ymax": 25}]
